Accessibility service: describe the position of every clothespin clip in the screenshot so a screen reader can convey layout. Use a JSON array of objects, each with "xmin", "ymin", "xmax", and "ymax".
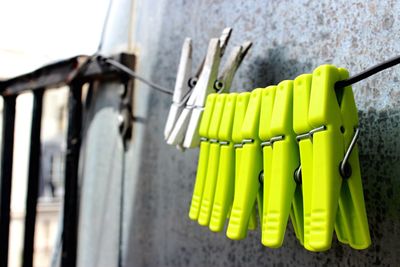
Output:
[
  {"xmin": 260, "ymin": 81, "xmax": 303, "ymax": 248},
  {"xmin": 182, "ymin": 39, "xmax": 252, "ymax": 148},
  {"xmin": 188, "ymin": 94, "xmax": 217, "ymax": 220},
  {"xmin": 208, "ymin": 92, "xmax": 257, "ymax": 232},
  {"xmin": 198, "ymin": 93, "xmax": 227, "ymax": 226},
  {"xmin": 293, "ymin": 73, "xmax": 348, "ymax": 250},
  {"xmin": 164, "ymin": 38, "xmax": 195, "ymax": 141},
  {"xmin": 336, "ymin": 68, "xmax": 371, "ymax": 249},
  {"xmin": 227, "ymin": 89, "xmax": 263, "ymax": 240},
  {"xmin": 166, "ymin": 28, "xmax": 232, "ymax": 148},
  {"xmin": 293, "ymin": 74, "xmax": 320, "ymax": 251},
  {"xmin": 208, "ymin": 93, "xmax": 237, "ymax": 232},
  {"xmin": 306, "ymin": 65, "xmax": 370, "ymax": 251}
]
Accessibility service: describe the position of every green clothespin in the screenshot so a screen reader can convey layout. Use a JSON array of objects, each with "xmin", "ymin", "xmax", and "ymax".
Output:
[
  {"xmin": 293, "ymin": 73, "xmax": 348, "ymax": 251},
  {"xmin": 308, "ymin": 65, "xmax": 343, "ymax": 251},
  {"xmin": 293, "ymin": 74, "xmax": 321, "ymax": 250},
  {"xmin": 336, "ymin": 68, "xmax": 371, "ymax": 249},
  {"xmin": 260, "ymin": 81, "xmax": 303, "ymax": 248},
  {"xmin": 227, "ymin": 89, "xmax": 263, "ymax": 240},
  {"xmin": 307, "ymin": 65, "xmax": 370, "ymax": 251},
  {"xmin": 231, "ymin": 92, "xmax": 258, "ymax": 232},
  {"xmin": 209, "ymin": 93, "xmax": 238, "ymax": 232},
  {"xmin": 198, "ymin": 94, "xmax": 227, "ymax": 226},
  {"xmin": 189, "ymin": 94, "xmax": 217, "ymax": 220},
  {"xmin": 259, "ymin": 86, "xmax": 276, "ymax": 245}
]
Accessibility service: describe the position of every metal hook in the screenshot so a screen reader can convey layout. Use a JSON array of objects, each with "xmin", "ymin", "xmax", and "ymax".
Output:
[{"xmin": 339, "ymin": 127, "xmax": 360, "ymax": 179}]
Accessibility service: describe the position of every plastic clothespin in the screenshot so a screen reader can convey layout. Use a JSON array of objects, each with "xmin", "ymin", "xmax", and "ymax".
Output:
[
  {"xmin": 198, "ymin": 94, "xmax": 227, "ymax": 226},
  {"xmin": 307, "ymin": 65, "xmax": 370, "ymax": 251},
  {"xmin": 188, "ymin": 94, "xmax": 216, "ymax": 220},
  {"xmin": 293, "ymin": 74, "xmax": 320, "ymax": 251},
  {"xmin": 166, "ymin": 28, "xmax": 232, "ymax": 148},
  {"xmin": 258, "ymin": 85, "xmax": 277, "ymax": 244},
  {"xmin": 259, "ymin": 85, "xmax": 302, "ymax": 246},
  {"xmin": 208, "ymin": 93, "xmax": 237, "ymax": 232},
  {"xmin": 293, "ymin": 73, "xmax": 348, "ymax": 251},
  {"xmin": 260, "ymin": 81, "xmax": 303, "ymax": 248},
  {"xmin": 207, "ymin": 92, "xmax": 258, "ymax": 232},
  {"xmin": 182, "ymin": 40, "xmax": 252, "ymax": 148},
  {"xmin": 227, "ymin": 89, "xmax": 263, "ymax": 240},
  {"xmin": 335, "ymin": 67, "xmax": 371, "ymax": 250},
  {"xmin": 231, "ymin": 92, "xmax": 258, "ymax": 232}
]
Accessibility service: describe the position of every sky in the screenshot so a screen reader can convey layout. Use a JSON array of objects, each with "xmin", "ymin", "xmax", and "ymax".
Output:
[{"xmin": 0, "ymin": 0, "xmax": 110, "ymax": 79}]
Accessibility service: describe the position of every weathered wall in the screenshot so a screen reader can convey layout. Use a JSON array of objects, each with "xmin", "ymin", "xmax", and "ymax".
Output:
[{"xmin": 78, "ymin": 0, "xmax": 400, "ymax": 266}]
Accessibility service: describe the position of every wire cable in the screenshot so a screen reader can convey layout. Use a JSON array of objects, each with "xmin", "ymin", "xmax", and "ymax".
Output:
[
  {"xmin": 100, "ymin": 56, "xmax": 173, "ymax": 95},
  {"xmin": 335, "ymin": 55, "xmax": 400, "ymax": 89},
  {"xmin": 97, "ymin": 0, "xmax": 114, "ymax": 54}
]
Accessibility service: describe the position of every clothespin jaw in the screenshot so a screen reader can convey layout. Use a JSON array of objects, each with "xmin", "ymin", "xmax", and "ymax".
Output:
[
  {"xmin": 262, "ymin": 80, "xmax": 302, "ymax": 248},
  {"xmin": 308, "ymin": 65, "xmax": 347, "ymax": 251},
  {"xmin": 227, "ymin": 89, "xmax": 263, "ymax": 240},
  {"xmin": 214, "ymin": 42, "xmax": 252, "ymax": 93},
  {"xmin": 167, "ymin": 28, "xmax": 231, "ymax": 148},
  {"xmin": 164, "ymin": 38, "xmax": 193, "ymax": 140},
  {"xmin": 167, "ymin": 38, "xmax": 222, "ymax": 148},
  {"xmin": 182, "ymin": 28, "xmax": 233, "ymax": 148},
  {"xmin": 230, "ymin": 92, "xmax": 259, "ymax": 231},
  {"xmin": 198, "ymin": 94, "xmax": 227, "ymax": 226},
  {"xmin": 209, "ymin": 93, "xmax": 238, "ymax": 232},
  {"xmin": 259, "ymin": 85, "xmax": 276, "ymax": 242},
  {"xmin": 188, "ymin": 94, "xmax": 217, "ymax": 220},
  {"xmin": 293, "ymin": 73, "xmax": 316, "ymax": 250},
  {"xmin": 335, "ymin": 68, "xmax": 371, "ymax": 249}
]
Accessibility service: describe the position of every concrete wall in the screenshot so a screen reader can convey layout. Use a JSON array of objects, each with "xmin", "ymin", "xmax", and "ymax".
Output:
[{"xmin": 77, "ymin": 0, "xmax": 400, "ymax": 266}]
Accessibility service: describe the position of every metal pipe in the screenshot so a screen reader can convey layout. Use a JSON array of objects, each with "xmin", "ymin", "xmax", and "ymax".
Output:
[
  {"xmin": 0, "ymin": 95, "xmax": 17, "ymax": 267},
  {"xmin": 61, "ymin": 83, "xmax": 82, "ymax": 267},
  {"xmin": 22, "ymin": 89, "xmax": 44, "ymax": 267}
]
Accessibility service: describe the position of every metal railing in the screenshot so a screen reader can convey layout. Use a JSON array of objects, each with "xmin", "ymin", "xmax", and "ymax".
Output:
[{"xmin": 0, "ymin": 53, "xmax": 135, "ymax": 267}]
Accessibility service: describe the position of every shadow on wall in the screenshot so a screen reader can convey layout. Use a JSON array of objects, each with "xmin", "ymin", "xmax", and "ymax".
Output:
[
  {"xmin": 357, "ymin": 108, "xmax": 400, "ymax": 265},
  {"xmin": 245, "ymin": 46, "xmax": 313, "ymax": 89}
]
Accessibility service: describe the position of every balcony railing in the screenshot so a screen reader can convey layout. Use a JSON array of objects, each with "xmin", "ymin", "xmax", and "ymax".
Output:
[{"xmin": 0, "ymin": 53, "xmax": 135, "ymax": 267}]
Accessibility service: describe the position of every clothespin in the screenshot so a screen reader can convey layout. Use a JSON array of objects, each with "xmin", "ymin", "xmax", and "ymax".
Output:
[
  {"xmin": 207, "ymin": 92, "xmax": 257, "ymax": 232},
  {"xmin": 188, "ymin": 94, "xmax": 216, "ymax": 220},
  {"xmin": 294, "ymin": 73, "xmax": 348, "ymax": 250},
  {"xmin": 336, "ymin": 68, "xmax": 370, "ymax": 249},
  {"xmin": 260, "ymin": 81, "xmax": 303, "ymax": 248},
  {"xmin": 198, "ymin": 93, "xmax": 227, "ymax": 226},
  {"xmin": 182, "ymin": 40, "xmax": 252, "ymax": 148},
  {"xmin": 187, "ymin": 35, "xmax": 252, "ymax": 223},
  {"xmin": 166, "ymin": 28, "xmax": 232, "ymax": 148},
  {"xmin": 227, "ymin": 89, "xmax": 263, "ymax": 240},
  {"xmin": 231, "ymin": 92, "xmax": 258, "ymax": 232},
  {"xmin": 164, "ymin": 38, "xmax": 195, "ymax": 141},
  {"xmin": 208, "ymin": 93, "xmax": 237, "ymax": 232},
  {"xmin": 306, "ymin": 65, "xmax": 370, "ymax": 251}
]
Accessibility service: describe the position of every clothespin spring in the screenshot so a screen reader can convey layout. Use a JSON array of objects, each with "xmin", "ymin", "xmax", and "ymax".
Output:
[
  {"xmin": 260, "ymin": 135, "xmax": 285, "ymax": 148},
  {"xmin": 339, "ymin": 127, "xmax": 360, "ymax": 179},
  {"xmin": 294, "ymin": 125, "xmax": 360, "ymax": 182}
]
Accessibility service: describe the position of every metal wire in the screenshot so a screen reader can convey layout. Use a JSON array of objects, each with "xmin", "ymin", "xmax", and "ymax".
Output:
[
  {"xmin": 335, "ymin": 55, "xmax": 400, "ymax": 89},
  {"xmin": 100, "ymin": 56, "xmax": 173, "ymax": 95}
]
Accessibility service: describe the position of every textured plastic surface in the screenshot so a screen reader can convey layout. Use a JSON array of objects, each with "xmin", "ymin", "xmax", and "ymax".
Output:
[
  {"xmin": 336, "ymin": 68, "xmax": 371, "ymax": 249},
  {"xmin": 230, "ymin": 92, "xmax": 258, "ymax": 230},
  {"xmin": 293, "ymin": 74, "xmax": 316, "ymax": 250},
  {"xmin": 262, "ymin": 81, "xmax": 302, "ymax": 248},
  {"xmin": 189, "ymin": 95, "xmax": 216, "ymax": 220},
  {"xmin": 198, "ymin": 94, "xmax": 226, "ymax": 226},
  {"xmin": 209, "ymin": 94, "xmax": 237, "ymax": 232},
  {"xmin": 308, "ymin": 65, "xmax": 344, "ymax": 251},
  {"xmin": 227, "ymin": 89, "xmax": 263, "ymax": 240}
]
